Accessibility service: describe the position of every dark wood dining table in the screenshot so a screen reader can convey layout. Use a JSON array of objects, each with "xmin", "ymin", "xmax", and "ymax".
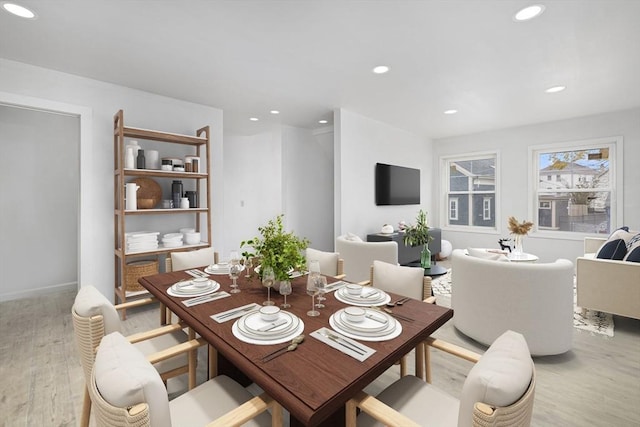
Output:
[{"xmin": 139, "ymin": 268, "xmax": 453, "ymax": 427}]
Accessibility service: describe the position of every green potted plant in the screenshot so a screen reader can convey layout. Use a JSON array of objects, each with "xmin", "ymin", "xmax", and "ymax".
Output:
[
  {"xmin": 402, "ymin": 209, "xmax": 432, "ymax": 268},
  {"xmin": 240, "ymin": 214, "xmax": 309, "ymax": 282}
]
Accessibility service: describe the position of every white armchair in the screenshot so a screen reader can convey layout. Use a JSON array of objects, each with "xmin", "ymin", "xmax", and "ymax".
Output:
[
  {"xmin": 451, "ymin": 249, "xmax": 574, "ymax": 356},
  {"xmin": 335, "ymin": 235, "xmax": 398, "ymax": 283},
  {"xmin": 576, "ymin": 236, "xmax": 640, "ymax": 319}
]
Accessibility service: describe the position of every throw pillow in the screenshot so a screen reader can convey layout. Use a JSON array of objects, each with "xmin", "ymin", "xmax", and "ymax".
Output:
[
  {"xmin": 596, "ymin": 229, "xmax": 634, "ymax": 260},
  {"xmin": 623, "ymin": 233, "xmax": 640, "ymax": 262},
  {"xmin": 344, "ymin": 232, "xmax": 363, "ymax": 242},
  {"xmin": 458, "ymin": 330, "xmax": 533, "ymax": 427}
]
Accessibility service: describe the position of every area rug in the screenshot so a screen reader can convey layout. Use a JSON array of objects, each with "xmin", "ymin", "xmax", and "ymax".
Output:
[{"xmin": 431, "ymin": 269, "xmax": 614, "ymax": 337}]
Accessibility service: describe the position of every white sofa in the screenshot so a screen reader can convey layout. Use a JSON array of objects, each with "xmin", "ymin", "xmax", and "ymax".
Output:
[
  {"xmin": 451, "ymin": 249, "xmax": 574, "ymax": 356},
  {"xmin": 335, "ymin": 235, "xmax": 398, "ymax": 283},
  {"xmin": 576, "ymin": 237, "xmax": 640, "ymax": 320}
]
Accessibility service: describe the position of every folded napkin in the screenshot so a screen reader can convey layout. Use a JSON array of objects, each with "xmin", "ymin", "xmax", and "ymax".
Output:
[
  {"xmin": 325, "ymin": 280, "xmax": 349, "ymax": 293},
  {"xmin": 311, "ymin": 327, "xmax": 375, "ymax": 362},
  {"xmin": 182, "ymin": 291, "xmax": 230, "ymax": 307},
  {"xmin": 211, "ymin": 303, "xmax": 261, "ymax": 323},
  {"xmin": 186, "ymin": 269, "xmax": 210, "ymax": 278}
]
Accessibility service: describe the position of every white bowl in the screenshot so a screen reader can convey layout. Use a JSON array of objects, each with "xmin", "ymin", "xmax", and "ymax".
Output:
[
  {"xmin": 259, "ymin": 306, "xmax": 281, "ymax": 322},
  {"xmin": 162, "ymin": 240, "xmax": 183, "ymax": 248},
  {"xmin": 344, "ymin": 306, "xmax": 366, "ymax": 323},
  {"xmin": 184, "ymin": 232, "xmax": 201, "ymax": 245},
  {"xmin": 346, "ymin": 284, "xmax": 363, "ymax": 296},
  {"xmin": 190, "ymin": 277, "xmax": 209, "ymax": 288}
]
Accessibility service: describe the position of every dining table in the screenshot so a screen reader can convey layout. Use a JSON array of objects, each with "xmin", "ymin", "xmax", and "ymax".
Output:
[{"xmin": 139, "ymin": 267, "xmax": 453, "ymax": 427}]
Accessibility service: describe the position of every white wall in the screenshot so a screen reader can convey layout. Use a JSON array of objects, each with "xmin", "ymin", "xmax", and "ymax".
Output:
[
  {"xmin": 0, "ymin": 106, "xmax": 79, "ymax": 299},
  {"xmin": 335, "ymin": 109, "xmax": 433, "ymax": 243},
  {"xmin": 222, "ymin": 129, "xmax": 283, "ymax": 259},
  {"xmin": 433, "ymin": 107, "xmax": 640, "ymax": 263},
  {"xmin": 0, "ymin": 59, "xmax": 224, "ymax": 301},
  {"xmin": 282, "ymin": 126, "xmax": 335, "ymax": 252}
]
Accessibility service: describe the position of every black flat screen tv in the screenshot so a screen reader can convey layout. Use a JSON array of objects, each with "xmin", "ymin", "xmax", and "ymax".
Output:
[{"xmin": 375, "ymin": 163, "xmax": 420, "ymax": 205}]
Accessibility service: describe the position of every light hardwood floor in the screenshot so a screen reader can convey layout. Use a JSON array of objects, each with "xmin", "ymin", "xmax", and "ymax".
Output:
[{"xmin": 1, "ymin": 285, "xmax": 639, "ymax": 426}]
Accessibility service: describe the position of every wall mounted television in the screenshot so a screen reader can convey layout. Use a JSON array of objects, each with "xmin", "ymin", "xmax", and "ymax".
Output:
[{"xmin": 375, "ymin": 163, "xmax": 421, "ymax": 205}]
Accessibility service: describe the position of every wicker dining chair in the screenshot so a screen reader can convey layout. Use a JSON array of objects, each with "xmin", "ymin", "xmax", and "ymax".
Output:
[
  {"xmin": 89, "ymin": 332, "xmax": 282, "ymax": 427},
  {"xmin": 72, "ymin": 285, "xmax": 203, "ymax": 427},
  {"xmin": 360, "ymin": 260, "xmax": 435, "ymax": 378},
  {"xmin": 345, "ymin": 330, "xmax": 536, "ymax": 427}
]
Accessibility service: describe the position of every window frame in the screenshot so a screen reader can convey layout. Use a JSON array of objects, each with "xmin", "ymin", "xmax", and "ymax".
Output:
[
  {"xmin": 528, "ymin": 136, "xmax": 623, "ymax": 240},
  {"xmin": 449, "ymin": 197, "xmax": 459, "ymax": 221},
  {"xmin": 440, "ymin": 151, "xmax": 500, "ymax": 233}
]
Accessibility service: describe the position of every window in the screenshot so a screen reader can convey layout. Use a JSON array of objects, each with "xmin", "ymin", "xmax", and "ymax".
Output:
[
  {"xmin": 449, "ymin": 198, "xmax": 458, "ymax": 220},
  {"xmin": 483, "ymin": 197, "xmax": 492, "ymax": 220},
  {"xmin": 531, "ymin": 137, "xmax": 621, "ymax": 235},
  {"xmin": 442, "ymin": 153, "xmax": 497, "ymax": 229}
]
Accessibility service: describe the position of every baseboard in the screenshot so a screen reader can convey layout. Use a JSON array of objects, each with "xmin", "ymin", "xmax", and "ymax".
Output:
[{"xmin": 0, "ymin": 282, "xmax": 78, "ymax": 302}]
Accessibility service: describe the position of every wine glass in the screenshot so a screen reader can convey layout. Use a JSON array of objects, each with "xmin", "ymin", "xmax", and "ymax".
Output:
[
  {"xmin": 229, "ymin": 250, "xmax": 241, "ymax": 294},
  {"xmin": 279, "ymin": 280, "xmax": 292, "ymax": 309},
  {"xmin": 262, "ymin": 266, "xmax": 275, "ymax": 306},
  {"xmin": 244, "ymin": 256, "xmax": 253, "ymax": 278},
  {"xmin": 306, "ymin": 274, "xmax": 320, "ymax": 317},
  {"xmin": 315, "ymin": 276, "xmax": 327, "ymax": 309}
]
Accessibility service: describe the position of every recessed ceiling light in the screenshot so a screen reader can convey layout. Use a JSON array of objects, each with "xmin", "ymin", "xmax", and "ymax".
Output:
[
  {"xmin": 545, "ymin": 85, "xmax": 566, "ymax": 93},
  {"xmin": 372, "ymin": 65, "xmax": 390, "ymax": 74},
  {"xmin": 318, "ymin": 120, "xmax": 328, "ymax": 124},
  {"xmin": 270, "ymin": 110, "xmax": 280, "ymax": 115},
  {"xmin": 514, "ymin": 5, "xmax": 545, "ymax": 21},
  {"xmin": 443, "ymin": 109, "xmax": 458, "ymax": 115},
  {"xmin": 2, "ymin": 2, "xmax": 36, "ymax": 19},
  {"xmin": 249, "ymin": 117, "xmax": 259, "ymax": 121}
]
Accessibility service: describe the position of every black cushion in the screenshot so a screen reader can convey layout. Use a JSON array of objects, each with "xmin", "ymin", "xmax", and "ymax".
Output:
[
  {"xmin": 623, "ymin": 233, "xmax": 640, "ymax": 263},
  {"xmin": 596, "ymin": 229, "xmax": 633, "ymax": 260}
]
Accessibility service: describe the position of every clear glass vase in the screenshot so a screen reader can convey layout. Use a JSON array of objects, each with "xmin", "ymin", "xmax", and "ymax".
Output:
[{"xmin": 421, "ymin": 244, "xmax": 431, "ymax": 269}]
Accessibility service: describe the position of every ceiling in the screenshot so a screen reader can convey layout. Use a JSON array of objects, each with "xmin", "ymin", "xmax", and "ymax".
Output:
[{"xmin": 2, "ymin": 0, "xmax": 639, "ymax": 139}]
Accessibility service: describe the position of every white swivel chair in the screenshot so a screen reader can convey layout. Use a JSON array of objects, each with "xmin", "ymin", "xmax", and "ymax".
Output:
[
  {"xmin": 346, "ymin": 330, "xmax": 536, "ymax": 427},
  {"xmin": 72, "ymin": 286, "xmax": 202, "ymax": 427},
  {"xmin": 335, "ymin": 235, "xmax": 398, "ymax": 283},
  {"xmin": 89, "ymin": 331, "xmax": 282, "ymax": 427}
]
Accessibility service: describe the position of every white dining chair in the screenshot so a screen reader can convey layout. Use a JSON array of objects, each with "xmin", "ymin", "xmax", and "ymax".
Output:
[
  {"xmin": 346, "ymin": 330, "xmax": 536, "ymax": 427},
  {"xmin": 305, "ymin": 247, "xmax": 345, "ymax": 278},
  {"xmin": 89, "ymin": 331, "xmax": 282, "ymax": 427},
  {"xmin": 362, "ymin": 260, "xmax": 435, "ymax": 378},
  {"xmin": 72, "ymin": 285, "xmax": 203, "ymax": 427}
]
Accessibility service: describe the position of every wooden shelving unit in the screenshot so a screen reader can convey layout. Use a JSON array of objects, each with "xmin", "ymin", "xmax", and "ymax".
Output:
[{"xmin": 113, "ymin": 110, "xmax": 211, "ymax": 315}]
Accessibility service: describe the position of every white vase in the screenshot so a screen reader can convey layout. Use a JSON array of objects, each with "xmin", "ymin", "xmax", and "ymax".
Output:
[{"xmin": 513, "ymin": 234, "xmax": 524, "ymax": 255}]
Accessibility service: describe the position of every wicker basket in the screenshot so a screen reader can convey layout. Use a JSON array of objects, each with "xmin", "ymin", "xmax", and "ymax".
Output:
[{"xmin": 124, "ymin": 260, "xmax": 158, "ymax": 293}]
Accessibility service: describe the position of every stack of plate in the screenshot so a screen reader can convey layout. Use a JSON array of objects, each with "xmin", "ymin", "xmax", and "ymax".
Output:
[
  {"xmin": 125, "ymin": 231, "xmax": 159, "ymax": 253},
  {"xmin": 167, "ymin": 279, "xmax": 220, "ymax": 297},
  {"xmin": 232, "ymin": 310, "xmax": 305, "ymax": 345},
  {"xmin": 329, "ymin": 308, "xmax": 401, "ymax": 341},
  {"xmin": 334, "ymin": 286, "xmax": 391, "ymax": 306},
  {"xmin": 205, "ymin": 263, "xmax": 245, "ymax": 275}
]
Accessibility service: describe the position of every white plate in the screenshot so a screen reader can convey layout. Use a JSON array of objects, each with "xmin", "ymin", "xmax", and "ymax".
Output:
[
  {"xmin": 329, "ymin": 314, "xmax": 401, "ymax": 341},
  {"xmin": 232, "ymin": 317, "xmax": 305, "ymax": 345},
  {"xmin": 167, "ymin": 280, "xmax": 220, "ymax": 297},
  {"xmin": 334, "ymin": 288, "xmax": 391, "ymax": 307},
  {"xmin": 338, "ymin": 287, "xmax": 385, "ymax": 303},
  {"xmin": 237, "ymin": 311, "xmax": 299, "ymax": 338},
  {"xmin": 205, "ymin": 264, "xmax": 245, "ymax": 275},
  {"xmin": 336, "ymin": 308, "xmax": 390, "ymax": 333}
]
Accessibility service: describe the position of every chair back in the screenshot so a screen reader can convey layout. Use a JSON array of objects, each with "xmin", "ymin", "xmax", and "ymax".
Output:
[
  {"xmin": 336, "ymin": 235, "xmax": 398, "ymax": 283},
  {"xmin": 89, "ymin": 332, "xmax": 170, "ymax": 427},
  {"xmin": 472, "ymin": 368, "xmax": 536, "ymax": 427},
  {"xmin": 370, "ymin": 260, "xmax": 428, "ymax": 300},
  {"xmin": 458, "ymin": 330, "xmax": 534, "ymax": 427},
  {"xmin": 306, "ymin": 247, "xmax": 343, "ymax": 276},
  {"xmin": 167, "ymin": 247, "xmax": 218, "ymax": 272},
  {"xmin": 72, "ymin": 286, "xmax": 122, "ymax": 385}
]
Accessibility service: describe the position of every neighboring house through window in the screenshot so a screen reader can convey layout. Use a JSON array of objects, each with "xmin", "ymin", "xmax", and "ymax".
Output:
[
  {"xmin": 441, "ymin": 152, "xmax": 498, "ymax": 230},
  {"xmin": 530, "ymin": 137, "xmax": 622, "ymax": 235}
]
